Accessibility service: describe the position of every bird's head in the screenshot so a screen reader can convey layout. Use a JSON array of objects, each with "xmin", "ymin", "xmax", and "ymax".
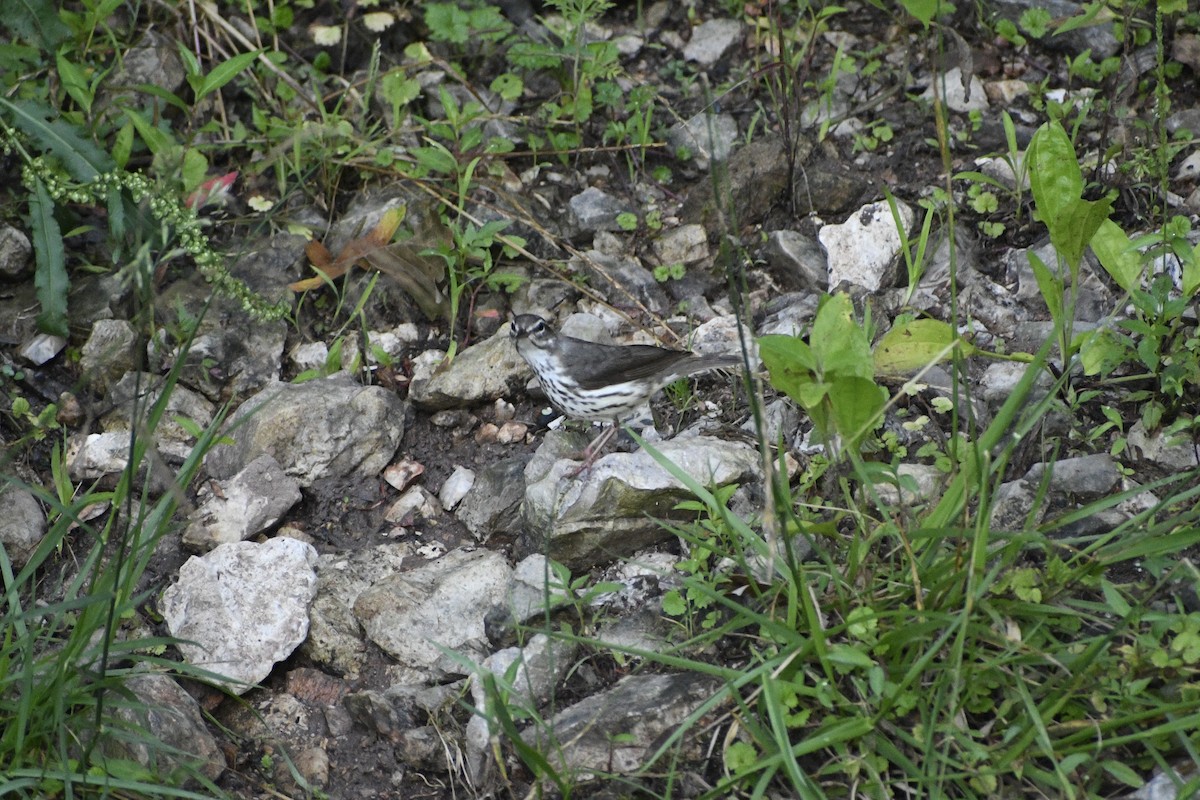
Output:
[{"xmin": 510, "ymin": 314, "xmax": 557, "ymax": 353}]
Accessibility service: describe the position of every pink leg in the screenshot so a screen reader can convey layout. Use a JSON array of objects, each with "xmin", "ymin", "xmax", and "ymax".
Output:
[{"xmin": 567, "ymin": 423, "xmax": 619, "ymax": 477}]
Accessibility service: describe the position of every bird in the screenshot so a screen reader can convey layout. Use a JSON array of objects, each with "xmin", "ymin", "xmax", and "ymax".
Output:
[{"xmin": 509, "ymin": 313, "xmax": 742, "ymax": 469}]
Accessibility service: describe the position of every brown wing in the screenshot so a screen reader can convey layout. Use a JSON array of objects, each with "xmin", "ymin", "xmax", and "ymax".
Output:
[{"xmin": 561, "ymin": 337, "xmax": 696, "ymax": 390}]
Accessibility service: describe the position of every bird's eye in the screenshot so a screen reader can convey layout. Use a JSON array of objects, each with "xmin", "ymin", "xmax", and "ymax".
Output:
[{"xmin": 533, "ymin": 320, "xmax": 546, "ymax": 333}]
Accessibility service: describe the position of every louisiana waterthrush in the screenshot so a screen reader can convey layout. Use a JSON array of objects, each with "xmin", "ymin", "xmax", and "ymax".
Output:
[{"xmin": 510, "ymin": 313, "xmax": 742, "ymax": 465}]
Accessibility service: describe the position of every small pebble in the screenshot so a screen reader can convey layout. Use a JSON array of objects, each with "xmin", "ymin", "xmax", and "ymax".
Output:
[
  {"xmin": 438, "ymin": 466, "xmax": 475, "ymax": 510},
  {"xmin": 496, "ymin": 421, "xmax": 528, "ymax": 444},
  {"xmin": 493, "ymin": 398, "xmax": 516, "ymax": 422},
  {"xmin": 384, "ymin": 458, "xmax": 425, "ymax": 491},
  {"xmin": 475, "ymin": 423, "xmax": 500, "ymax": 444}
]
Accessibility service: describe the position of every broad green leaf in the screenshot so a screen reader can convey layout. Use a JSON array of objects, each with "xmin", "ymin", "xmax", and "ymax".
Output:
[
  {"xmin": 130, "ymin": 82, "xmax": 190, "ymax": 113},
  {"xmin": 29, "ymin": 178, "xmax": 69, "ymax": 337},
  {"xmin": 1079, "ymin": 328, "xmax": 1130, "ymax": 377},
  {"xmin": 758, "ymin": 335, "xmax": 818, "ymax": 376},
  {"xmin": 490, "ymin": 73, "xmax": 523, "ymax": 102},
  {"xmin": 1100, "ymin": 760, "xmax": 1144, "ymax": 789},
  {"xmin": 1090, "ymin": 218, "xmax": 1142, "ymax": 293},
  {"xmin": 1027, "ymin": 250, "xmax": 1063, "ymax": 323},
  {"xmin": 177, "ymin": 44, "xmax": 203, "ymax": 80},
  {"xmin": 197, "ymin": 50, "xmax": 261, "ymax": 101},
  {"xmin": 1099, "ymin": 578, "xmax": 1132, "ymax": 616},
  {"xmin": 112, "ymin": 121, "xmax": 134, "ymax": 169},
  {"xmin": 1051, "ymin": 195, "xmax": 1112, "ymax": 272},
  {"xmin": 3, "ymin": 0, "xmax": 70, "ymax": 48},
  {"xmin": 0, "ymin": 98, "xmax": 110, "ymax": 180},
  {"xmin": 810, "ymin": 293, "xmax": 873, "ymax": 380},
  {"xmin": 828, "ymin": 375, "xmax": 887, "ymax": 447},
  {"xmin": 826, "ymin": 642, "xmax": 876, "ymax": 669},
  {"xmin": 380, "ymin": 70, "xmax": 421, "ymax": 110},
  {"xmin": 181, "ymin": 148, "xmax": 208, "ymax": 192},
  {"xmin": 411, "ymin": 143, "xmax": 457, "ymax": 175},
  {"xmin": 55, "ymin": 50, "xmax": 92, "ymax": 114},
  {"xmin": 874, "ymin": 318, "xmax": 975, "ymax": 374},
  {"xmin": 1184, "ymin": 243, "xmax": 1200, "ymax": 297},
  {"xmin": 123, "ymin": 107, "xmax": 173, "ymax": 155},
  {"xmin": 1053, "ymin": 1, "xmax": 1107, "ymax": 35},
  {"xmin": 797, "ymin": 380, "xmax": 830, "ymax": 410},
  {"xmin": 898, "ymin": 0, "xmax": 941, "ymax": 26},
  {"xmin": 1028, "ymin": 121, "xmax": 1082, "ymax": 223}
]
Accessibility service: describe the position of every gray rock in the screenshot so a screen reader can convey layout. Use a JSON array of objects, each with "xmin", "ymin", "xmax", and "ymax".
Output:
[
  {"xmin": 984, "ymin": 79, "xmax": 1031, "ymax": 107},
  {"xmin": 1024, "ymin": 454, "xmax": 1123, "ymax": 497},
  {"xmin": 757, "ymin": 292, "xmax": 820, "ymax": 337},
  {"xmin": 1008, "ymin": 240, "xmax": 1111, "ymax": 322},
  {"xmin": 568, "ymin": 187, "xmax": 633, "ymax": 235},
  {"xmin": 385, "ymin": 485, "xmax": 441, "ymax": 524},
  {"xmin": 394, "ymin": 726, "xmax": 449, "ymax": 770},
  {"xmin": 667, "ymin": 112, "xmax": 739, "ymax": 169},
  {"xmin": 989, "ymin": 479, "xmax": 1043, "ymax": 532},
  {"xmin": 525, "ymin": 672, "xmax": 719, "ymax": 778},
  {"xmin": 80, "ymin": 319, "xmax": 139, "ymax": 391},
  {"xmin": 1126, "ymin": 422, "xmax": 1200, "ymax": 472},
  {"xmin": 353, "ymin": 547, "xmax": 514, "ymax": 683},
  {"xmin": 797, "ymin": 158, "xmax": 872, "ymax": 217},
  {"xmin": 19, "ymin": 333, "xmax": 67, "ymax": 366},
  {"xmin": 742, "ymin": 398, "xmax": 801, "ymax": 449},
  {"xmin": 989, "ymin": 0, "xmax": 1119, "ymax": 59},
  {"xmin": 560, "ymin": 311, "xmax": 614, "ymax": 343},
  {"xmin": 409, "ymin": 322, "xmax": 532, "ymax": 410},
  {"xmin": 683, "ymin": 18, "xmax": 743, "ymax": 64},
  {"xmin": 652, "ymin": 224, "xmax": 709, "ymax": 266},
  {"xmin": 69, "ymin": 273, "xmax": 129, "ymax": 330},
  {"xmin": 1167, "ymin": 109, "xmax": 1200, "ymax": 137},
  {"xmin": 688, "ymin": 314, "xmax": 753, "ymax": 359},
  {"xmin": 182, "ymin": 455, "xmax": 302, "ymax": 551},
  {"xmin": 161, "ymin": 537, "xmax": 319, "ymax": 694},
  {"xmin": 438, "ymin": 465, "xmax": 475, "ymax": 510},
  {"xmin": 456, "ymin": 455, "xmax": 529, "ymax": 541},
  {"xmin": 384, "ymin": 458, "xmax": 425, "ymax": 492},
  {"xmin": 67, "ymin": 430, "xmax": 196, "ymax": 480},
  {"xmin": 871, "ymin": 463, "xmax": 945, "ymax": 506},
  {"xmin": 921, "ymin": 67, "xmax": 988, "ymax": 113},
  {"xmin": 595, "ymin": 608, "xmax": 676, "ymax": 653},
  {"xmin": 304, "ymin": 543, "xmax": 415, "ymax": 679},
  {"xmin": 102, "ymin": 371, "xmax": 217, "ymax": 445},
  {"xmin": 519, "ymin": 433, "xmax": 761, "ymax": 569},
  {"xmin": 465, "ymin": 633, "xmax": 577, "ymax": 780},
  {"xmin": 0, "ymin": 223, "xmax": 32, "ymax": 280},
  {"xmin": 292, "ymin": 746, "xmax": 330, "ymax": 790},
  {"xmin": 681, "ymin": 135, "xmax": 794, "ymax": 231},
  {"xmin": 0, "ymin": 484, "xmax": 46, "ymax": 569},
  {"xmin": 572, "ymin": 250, "xmax": 669, "ymax": 316},
  {"xmin": 977, "ymin": 361, "xmax": 1054, "ymax": 412},
  {"xmin": 1128, "ymin": 767, "xmax": 1188, "ymax": 800},
  {"xmin": 106, "ymin": 30, "xmax": 185, "ymax": 99},
  {"xmin": 204, "ymin": 375, "xmax": 406, "ymax": 486},
  {"xmin": 764, "ymin": 230, "xmax": 828, "ymax": 291},
  {"xmin": 506, "ymin": 553, "xmax": 574, "ymax": 623},
  {"xmin": 819, "ymin": 200, "xmax": 913, "ymax": 292},
  {"xmin": 153, "ymin": 235, "xmax": 299, "ymax": 401},
  {"xmin": 106, "ymin": 672, "xmax": 224, "ymax": 782}
]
